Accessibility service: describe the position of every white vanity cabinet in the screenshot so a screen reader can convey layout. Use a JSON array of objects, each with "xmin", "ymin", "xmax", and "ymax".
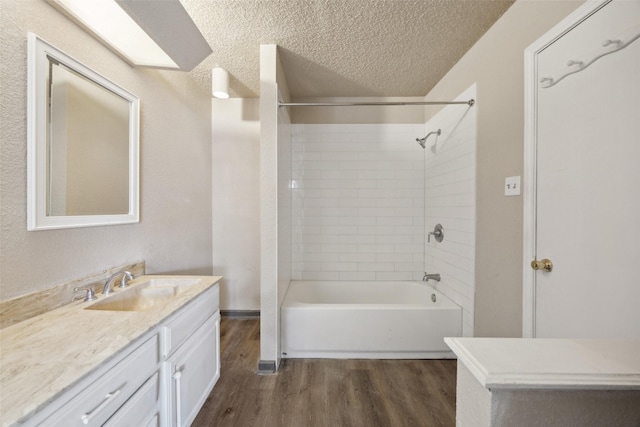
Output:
[
  {"xmin": 35, "ymin": 334, "xmax": 161, "ymax": 427},
  {"xmin": 17, "ymin": 282, "xmax": 221, "ymax": 427},
  {"xmin": 163, "ymin": 286, "xmax": 221, "ymax": 427},
  {"xmin": 166, "ymin": 314, "xmax": 220, "ymax": 427}
]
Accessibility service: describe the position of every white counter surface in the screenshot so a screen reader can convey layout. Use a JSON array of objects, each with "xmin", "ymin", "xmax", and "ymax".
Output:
[
  {"xmin": 445, "ymin": 337, "xmax": 640, "ymax": 390},
  {"xmin": 0, "ymin": 275, "xmax": 221, "ymax": 426}
]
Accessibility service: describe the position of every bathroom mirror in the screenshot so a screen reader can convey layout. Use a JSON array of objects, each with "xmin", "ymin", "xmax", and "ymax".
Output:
[{"xmin": 27, "ymin": 33, "xmax": 139, "ymax": 230}]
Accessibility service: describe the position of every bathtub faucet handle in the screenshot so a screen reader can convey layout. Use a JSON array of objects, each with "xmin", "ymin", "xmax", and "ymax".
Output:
[
  {"xmin": 423, "ymin": 272, "xmax": 441, "ymax": 282},
  {"xmin": 428, "ymin": 224, "xmax": 444, "ymax": 243}
]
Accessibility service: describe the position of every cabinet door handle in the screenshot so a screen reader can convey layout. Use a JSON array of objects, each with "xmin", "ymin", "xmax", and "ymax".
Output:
[
  {"xmin": 173, "ymin": 367, "xmax": 183, "ymax": 427},
  {"xmin": 81, "ymin": 389, "xmax": 121, "ymax": 425}
]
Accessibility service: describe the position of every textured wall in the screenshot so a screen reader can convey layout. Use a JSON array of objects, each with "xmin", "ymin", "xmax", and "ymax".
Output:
[
  {"xmin": 211, "ymin": 98, "xmax": 260, "ymax": 310},
  {"xmin": 491, "ymin": 389, "xmax": 640, "ymax": 426},
  {"xmin": 423, "ymin": 0, "xmax": 582, "ymax": 337},
  {"xmin": 0, "ymin": 1, "xmax": 213, "ymax": 300},
  {"xmin": 456, "ymin": 363, "xmax": 492, "ymax": 426}
]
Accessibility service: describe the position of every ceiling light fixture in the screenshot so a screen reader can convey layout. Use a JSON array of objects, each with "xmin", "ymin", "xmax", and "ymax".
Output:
[
  {"xmin": 211, "ymin": 68, "xmax": 230, "ymax": 99},
  {"xmin": 51, "ymin": 0, "xmax": 212, "ymax": 71}
]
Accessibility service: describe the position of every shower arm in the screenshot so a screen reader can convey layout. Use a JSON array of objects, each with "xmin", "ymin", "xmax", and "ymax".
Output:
[{"xmin": 416, "ymin": 129, "xmax": 441, "ymax": 147}]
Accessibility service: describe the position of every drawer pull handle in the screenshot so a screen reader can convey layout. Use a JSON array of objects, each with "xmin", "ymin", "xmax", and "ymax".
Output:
[
  {"xmin": 173, "ymin": 368, "xmax": 183, "ymax": 427},
  {"xmin": 81, "ymin": 389, "xmax": 121, "ymax": 425}
]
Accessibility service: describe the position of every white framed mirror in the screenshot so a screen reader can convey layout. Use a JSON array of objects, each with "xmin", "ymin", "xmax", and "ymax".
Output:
[{"xmin": 27, "ymin": 33, "xmax": 139, "ymax": 230}]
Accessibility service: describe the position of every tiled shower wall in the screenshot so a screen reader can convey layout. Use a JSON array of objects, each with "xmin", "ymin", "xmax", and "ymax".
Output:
[
  {"xmin": 291, "ymin": 124, "xmax": 426, "ymax": 281},
  {"xmin": 290, "ymin": 85, "xmax": 476, "ymax": 337},
  {"xmin": 424, "ymin": 85, "xmax": 477, "ymax": 337}
]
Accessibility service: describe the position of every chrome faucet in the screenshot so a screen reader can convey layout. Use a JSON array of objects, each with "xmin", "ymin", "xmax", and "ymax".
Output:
[
  {"xmin": 102, "ymin": 270, "xmax": 134, "ymax": 295},
  {"xmin": 423, "ymin": 272, "xmax": 441, "ymax": 282}
]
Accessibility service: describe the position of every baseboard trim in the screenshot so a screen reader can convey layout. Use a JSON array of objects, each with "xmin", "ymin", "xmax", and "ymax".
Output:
[
  {"xmin": 221, "ymin": 310, "xmax": 260, "ymax": 319},
  {"xmin": 257, "ymin": 360, "xmax": 277, "ymax": 375}
]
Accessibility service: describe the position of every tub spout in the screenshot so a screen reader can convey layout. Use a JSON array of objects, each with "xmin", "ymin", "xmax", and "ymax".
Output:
[{"xmin": 423, "ymin": 272, "xmax": 441, "ymax": 282}]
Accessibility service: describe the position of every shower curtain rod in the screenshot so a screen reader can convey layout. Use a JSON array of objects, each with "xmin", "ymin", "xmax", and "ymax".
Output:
[{"xmin": 278, "ymin": 99, "xmax": 475, "ymax": 107}]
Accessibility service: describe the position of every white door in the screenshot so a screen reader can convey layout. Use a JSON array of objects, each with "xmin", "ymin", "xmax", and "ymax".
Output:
[{"xmin": 527, "ymin": 0, "xmax": 640, "ymax": 338}]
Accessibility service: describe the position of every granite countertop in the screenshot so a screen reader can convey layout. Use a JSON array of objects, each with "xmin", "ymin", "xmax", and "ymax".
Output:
[
  {"xmin": 0, "ymin": 275, "xmax": 222, "ymax": 426},
  {"xmin": 445, "ymin": 337, "xmax": 640, "ymax": 390}
]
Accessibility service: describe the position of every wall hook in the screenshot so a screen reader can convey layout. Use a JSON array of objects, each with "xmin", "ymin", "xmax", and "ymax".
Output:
[{"xmin": 601, "ymin": 39, "xmax": 622, "ymax": 48}]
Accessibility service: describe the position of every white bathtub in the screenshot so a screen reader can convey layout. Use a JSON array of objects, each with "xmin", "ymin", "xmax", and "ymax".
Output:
[{"xmin": 280, "ymin": 280, "xmax": 462, "ymax": 359}]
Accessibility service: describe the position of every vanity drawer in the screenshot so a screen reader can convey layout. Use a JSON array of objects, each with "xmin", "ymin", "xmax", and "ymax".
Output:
[
  {"xmin": 103, "ymin": 371, "xmax": 160, "ymax": 427},
  {"xmin": 163, "ymin": 285, "xmax": 219, "ymax": 357},
  {"xmin": 41, "ymin": 334, "xmax": 159, "ymax": 427}
]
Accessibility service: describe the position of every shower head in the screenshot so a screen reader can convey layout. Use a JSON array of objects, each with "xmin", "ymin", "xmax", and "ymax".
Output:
[{"xmin": 416, "ymin": 129, "xmax": 441, "ymax": 149}]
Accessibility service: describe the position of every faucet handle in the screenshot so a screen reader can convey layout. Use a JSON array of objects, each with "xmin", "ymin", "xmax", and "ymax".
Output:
[
  {"xmin": 118, "ymin": 271, "xmax": 134, "ymax": 288},
  {"xmin": 428, "ymin": 224, "xmax": 444, "ymax": 243},
  {"xmin": 73, "ymin": 285, "xmax": 98, "ymax": 301},
  {"xmin": 84, "ymin": 288, "xmax": 97, "ymax": 302}
]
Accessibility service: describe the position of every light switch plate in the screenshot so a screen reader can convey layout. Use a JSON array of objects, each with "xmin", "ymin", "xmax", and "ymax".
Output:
[{"xmin": 505, "ymin": 176, "xmax": 521, "ymax": 196}]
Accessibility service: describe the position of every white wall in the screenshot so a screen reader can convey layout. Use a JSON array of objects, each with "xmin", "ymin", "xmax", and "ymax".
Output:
[
  {"xmin": 424, "ymin": 0, "xmax": 583, "ymax": 337},
  {"xmin": 424, "ymin": 84, "xmax": 477, "ymax": 337},
  {"xmin": 211, "ymin": 98, "xmax": 260, "ymax": 311},
  {"xmin": 0, "ymin": 0, "xmax": 213, "ymax": 301},
  {"xmin": 259, "ymin": 44, "xmax": 291, "ymax": 367},
  {"xmin": 291, "ymin": 123, "xmax": 425, "ymax": 281}
]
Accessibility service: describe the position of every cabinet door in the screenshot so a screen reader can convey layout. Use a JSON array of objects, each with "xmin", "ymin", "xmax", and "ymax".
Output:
[{"xmin": 167, "ymin": 312, "xmax": 220, "ymax": 427}]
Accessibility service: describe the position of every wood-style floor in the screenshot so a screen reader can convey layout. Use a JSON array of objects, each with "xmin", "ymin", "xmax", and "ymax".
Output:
[{"xmin": 193, "ymin": 318, "xmax": 457, "ymax": 427}]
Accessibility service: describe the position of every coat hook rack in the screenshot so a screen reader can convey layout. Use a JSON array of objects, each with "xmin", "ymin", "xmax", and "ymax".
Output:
[{"xmin": 539, "ymin": 26, "xmax": 640, "ymax": 89}]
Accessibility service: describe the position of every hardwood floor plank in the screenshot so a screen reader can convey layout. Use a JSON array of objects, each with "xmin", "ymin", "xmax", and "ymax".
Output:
[{"xmin": 193, "ymin": 319, "xmax": 457, "ymax": 427}]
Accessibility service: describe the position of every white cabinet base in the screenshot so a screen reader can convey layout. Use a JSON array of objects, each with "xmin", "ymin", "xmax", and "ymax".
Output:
[
  {"xmin": 166, "ymin": 313, "xmax": 220, "ymax": 427},
  {"xmin": 446, "ymin": 338, "xmax": 640, "ymax": 427}
]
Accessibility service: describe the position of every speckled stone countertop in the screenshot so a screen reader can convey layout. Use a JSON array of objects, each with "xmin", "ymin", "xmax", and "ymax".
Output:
[{"xmin": 0, "ymin": 275, "xmax": 222, "ymax": 427}]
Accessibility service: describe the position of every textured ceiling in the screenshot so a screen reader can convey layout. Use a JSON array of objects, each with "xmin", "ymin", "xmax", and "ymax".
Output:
[{"xmin": 181, "ymin": 0, "xmax": 515, "ymax": 98}]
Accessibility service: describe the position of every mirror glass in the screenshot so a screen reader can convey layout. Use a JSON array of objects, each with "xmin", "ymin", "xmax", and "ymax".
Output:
[
  {"xmin": 48, "ymin": 60, "xmax": 130, "ymax": 216},
  {"xmin": 28, "ymin": 33, "xmax": 139, "ymax": 230}
]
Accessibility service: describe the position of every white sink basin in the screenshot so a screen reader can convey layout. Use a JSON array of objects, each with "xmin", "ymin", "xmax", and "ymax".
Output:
[
  {"xmin": 84, "ymin": 278, "xmax": 202, "ymax": 312},
  {"xmin": 136, "ymin": 278, "xmax": 204, "ymax": 291},
  {"xmin": 85, "ymin": 286, "xmax": 176, "ymax": 311}
]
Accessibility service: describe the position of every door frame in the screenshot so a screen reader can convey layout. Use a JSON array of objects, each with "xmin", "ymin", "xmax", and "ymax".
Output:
[{"xmin": 522, "ymin": 0, "xmax": 610, "ymax": 338}]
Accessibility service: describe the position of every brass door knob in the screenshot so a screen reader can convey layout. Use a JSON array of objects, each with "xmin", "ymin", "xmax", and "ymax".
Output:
[{"xmin": 531, "ymin": 259, "xmax": 553, "ymax": 272}]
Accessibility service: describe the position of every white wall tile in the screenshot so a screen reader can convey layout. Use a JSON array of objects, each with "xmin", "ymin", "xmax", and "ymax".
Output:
[
  {"xmin": 340, "ymin": 253, "xmax": 376, "ymax": 262},
  {"xmin": 302, "ymin": 271, "xmax": 340, "ymax": 280},
  {"xmin": 291, "ymin": 123, "xmax": 425, "ymax": 281},
  {"xmin": 376, "ymin": 271, "xmax": 413, "ymax": 281},
  {"xmin": 290, "ymin": 93, "xmax": 477, "ymax": 338},
  {"xmin": 424, "ymin": 85, "xmax": 477, "ymax": 337},
  {"xmin": 339, "ymin": 271, "xmax": 377, "ymax": 281}
]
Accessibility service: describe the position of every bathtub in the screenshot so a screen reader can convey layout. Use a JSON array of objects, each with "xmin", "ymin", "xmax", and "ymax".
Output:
[{"xmin": 280, "ymin": 280, "xmax": 462, "ymax": 359}]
